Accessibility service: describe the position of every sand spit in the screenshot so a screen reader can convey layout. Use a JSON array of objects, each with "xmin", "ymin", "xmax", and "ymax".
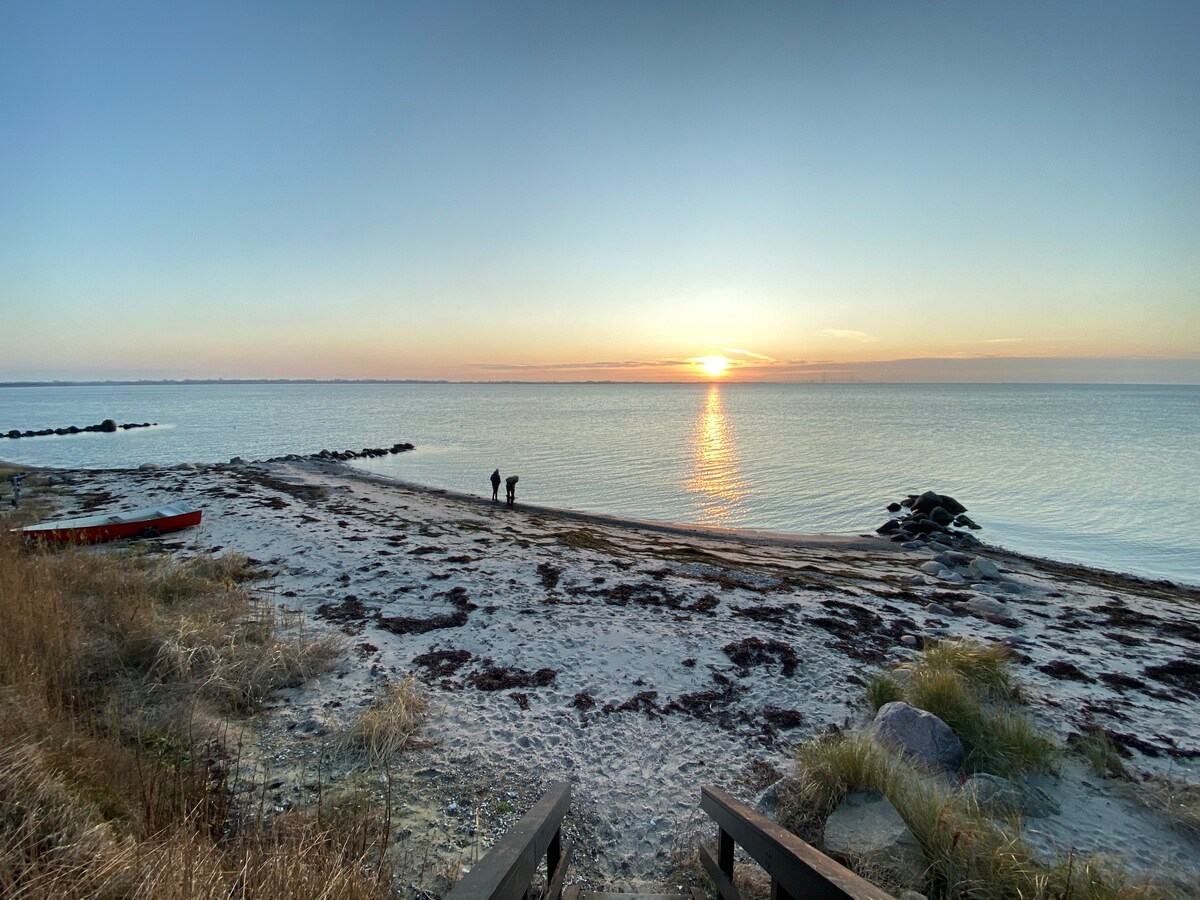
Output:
[{"xmin": 15, "ymin": 459, "xmax": 1200, "ymax": 891}]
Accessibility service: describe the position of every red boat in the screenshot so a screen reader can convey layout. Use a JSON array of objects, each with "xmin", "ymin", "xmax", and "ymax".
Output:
[{"xmin": 18, "ymin": 501, "xmax": 203, "ymax": 544}]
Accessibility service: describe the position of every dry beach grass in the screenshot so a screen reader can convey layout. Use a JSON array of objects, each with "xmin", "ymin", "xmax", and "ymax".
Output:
[{"xmin": 0, "ymin": 527, "xmax": 391, "ymax": 899}]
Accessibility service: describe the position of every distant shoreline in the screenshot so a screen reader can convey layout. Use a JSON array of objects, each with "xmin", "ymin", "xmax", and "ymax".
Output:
[{"xmin": 3, "ymin": 379, "xmax": 1198, "ymax": 388}]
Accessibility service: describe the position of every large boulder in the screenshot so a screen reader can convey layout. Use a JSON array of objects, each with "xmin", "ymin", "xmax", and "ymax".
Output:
[
  {"xmin": 911, "ymin": 491, "xmax": 943, "ymax": 514},
  {"xmin": 824, "ymin": 790, "xmax": 926, "ymax": 887},
  {"xmin": 98, "ymin": 419, "xmax": 118, "ymax": 432},
  {"xmin": 869, "ymin": 702, "xmax": 964, "ymax": 770},
  {"xmin": 937, "ymin": 494, "xmax": 968, "ymax": 515}
]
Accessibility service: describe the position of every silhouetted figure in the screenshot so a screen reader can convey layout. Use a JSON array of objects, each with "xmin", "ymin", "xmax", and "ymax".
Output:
[
  {"xmin": 505, "ymin": 475, "xmax": 519, "ymax": 507},
  {"xmin": 490, "ymin": 468, "xmax": 501, "ymax": 502},
  {"xmin": 10, "ymin": 473, "xmax": 25, "ymax": 508}
]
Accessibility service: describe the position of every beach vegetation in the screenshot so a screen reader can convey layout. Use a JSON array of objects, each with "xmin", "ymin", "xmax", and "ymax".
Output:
[
  {"xmin": 871, "ymin": 639, "xmax": 1056, "ymax": 777},
  {"xmin": 1133, "ymin": 774, "xmax": 1200, "ymax": 840},
  {"xmin": 774, "ymin": 640, "xmax": 1176, "ymax": 898},
  {"xmin": 864, "ymin": 671, "xmax": 905, "ymax": 710},
  {"xmin": 780, "ymin": 731, "xmax": 1167, "ymax": 899},
  {"xmin": 338, "ymin": 676, "xmax": 429, "ymax": 768},
  {"xmin": 0, "ymin": 530, "xmax": 392, "ymax": 898},
  {"xmin": 1071, "ymin": 727, "xmax": 1130, "ymax": 779}
]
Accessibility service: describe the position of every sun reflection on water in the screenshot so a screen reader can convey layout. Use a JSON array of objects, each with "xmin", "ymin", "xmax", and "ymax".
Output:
[{"xmin": 688, "ymin": 385, "xmax": 749, "ymax": 525}]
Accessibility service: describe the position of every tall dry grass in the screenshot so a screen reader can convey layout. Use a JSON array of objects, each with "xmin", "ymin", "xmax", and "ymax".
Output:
[
  {"xmin": 0, "ymin": 530, "xmax": 393, "ymax": 899},
  {"xmin": 339, "ymin": 677, "xmax": 429, "ymax": 768}
]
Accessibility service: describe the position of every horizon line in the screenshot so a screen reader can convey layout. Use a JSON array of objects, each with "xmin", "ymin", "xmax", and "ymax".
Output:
[{"xmin": 3, "ymin": 378, "xmax": 1198, "ymax": 388}]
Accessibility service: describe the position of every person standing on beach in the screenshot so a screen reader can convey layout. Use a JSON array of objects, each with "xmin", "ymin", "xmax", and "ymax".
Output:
[
  {"xmin": 490, "ymin": 468, "xmax": 501, "ymax": 502},
  {"xmin": 505, "ymin": 474, "xmax": 518, "ymax": 507}
]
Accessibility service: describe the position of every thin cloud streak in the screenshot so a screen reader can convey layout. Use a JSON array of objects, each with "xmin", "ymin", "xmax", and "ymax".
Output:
[{"xmin": 821, "ymin": 329, "xmax": 879, "ymax": 343}]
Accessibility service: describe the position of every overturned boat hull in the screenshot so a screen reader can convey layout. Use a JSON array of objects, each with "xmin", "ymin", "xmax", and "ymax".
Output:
[{"xmin": 18, "ymin": 501, "xmax": 203, "ymax": 544}]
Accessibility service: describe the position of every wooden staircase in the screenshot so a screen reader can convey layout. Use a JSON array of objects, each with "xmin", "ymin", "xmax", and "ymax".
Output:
[{"xmin": 445, "ymin": 782, "xmax": 895, "ymax": 900}]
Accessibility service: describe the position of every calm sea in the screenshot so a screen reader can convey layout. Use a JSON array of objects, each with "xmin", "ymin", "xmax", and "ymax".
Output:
[{"xmin": 2, "ymin": 382, "xmax": 1197, "ymax": 585}]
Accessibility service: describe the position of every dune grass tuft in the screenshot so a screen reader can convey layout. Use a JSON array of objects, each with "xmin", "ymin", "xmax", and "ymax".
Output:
[
  {"xmin": 871, "ymin": 639, "xmax": 1057, "ymax": 777},
  {"xmin": 338, "ymin": 677, "xmax": 429, "ymax": 767},
  {"xmin": 1071, "ymin": 727, "xmax": 1130, "ymax": 779}
]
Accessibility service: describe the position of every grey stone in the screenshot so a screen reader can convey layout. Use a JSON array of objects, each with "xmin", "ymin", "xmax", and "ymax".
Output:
[
  {"xmin": 997, "ymin": 581, "xmax": 1022, "ymax": 594},
  {"xmin": 968, "ymin": 558, "xmax": 1001, "ymax": 580},
  {"xmin": 755, "ymin": 777, "xmax": 795, "ymax": 816},
  {"xmin": 900, "ymin": 634, "xmax": 919, "ymax": 646},
  {"xmin": 137, "ymin": 463, "xmax": 160, "ymax": 471},
  {"xmin": 870, "ymin": 702, "xmax": 964, "ymax": 770},
  {"xmin": 963, "ymin": 773, "xmax": 1060, "ymax": 818},
  {"xmin": 939, "ymin": 571, "xmax": 965, "ymax": 584},
  {"xmin": 919, "ymin": 560, "xmax": 944, "ymax": 575},
  {"xmin": 824, "ymin": 790, "xmax": 925, "ymax": 886},
  {"xmin": 900, "ymin": 541, "xmax": 924, "ymax": 550},
  {"xmin": 924, "ymin": 602, "xmax": 954, "ymax": 616},
  {"xmin": 961, "ymin": 596, "xmax": 1010, "ymax": 619}
]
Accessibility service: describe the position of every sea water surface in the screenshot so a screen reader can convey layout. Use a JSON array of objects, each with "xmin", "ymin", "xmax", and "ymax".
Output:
[{"xmin": 2, "ymin": 382, "xmax": 1197, "ymax": 585}]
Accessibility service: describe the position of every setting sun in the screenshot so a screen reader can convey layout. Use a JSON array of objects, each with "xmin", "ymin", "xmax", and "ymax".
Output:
[{"xmin": 695, "ymin": 356, "xmax": 731, "ymax": 378}]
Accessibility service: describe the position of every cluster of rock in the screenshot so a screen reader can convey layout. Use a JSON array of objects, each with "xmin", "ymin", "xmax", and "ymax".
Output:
[
  {"xmin": 226, "ymin": 442, "xmax": 415, "ymax": 466},
  {"xmin": 822, "ymin": 702, "xmax": 1058, "ymax": 889},
  {"xmin": 876, "ymin": 490, "xmax": 981, "ymax": 550},
  {"xmin": 4, "ymin": 418, "xmax": 155, "ymax": 439},
  {"xmin": 310, "ymin": 442, "xmax": 414, "ymax": 462}
]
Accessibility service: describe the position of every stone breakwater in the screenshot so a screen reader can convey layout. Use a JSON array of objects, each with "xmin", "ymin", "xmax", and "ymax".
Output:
[
  {"xmin": 226, "ymin": 442, "xmax": 415, "ymax": 466},
  {"xmin": 875, "ymin": 490, "xmax": 982, "ymax": 551},
  {"xmin": 4, "ymin": 418, "xmax": 155, "ymax": 439}
]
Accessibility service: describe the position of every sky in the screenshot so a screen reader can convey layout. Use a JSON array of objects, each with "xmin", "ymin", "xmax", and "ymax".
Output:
[{"xmin": 1, "ymin": 1, "xmax": 1198, "ymax": 383}]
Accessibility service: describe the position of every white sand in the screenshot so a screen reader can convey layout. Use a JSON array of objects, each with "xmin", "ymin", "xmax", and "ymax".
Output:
[{"xmin": 26, "ymin": 459, "xmax": 1200, "ymax": 892}]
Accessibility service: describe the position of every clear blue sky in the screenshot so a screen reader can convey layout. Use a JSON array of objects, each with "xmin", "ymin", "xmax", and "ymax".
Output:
[{"xmin": 2, "ymin": 1, "xmax": 1198, "ymax": 382}]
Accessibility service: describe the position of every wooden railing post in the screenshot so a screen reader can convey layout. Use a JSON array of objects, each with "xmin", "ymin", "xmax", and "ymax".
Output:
[
  {"xmin": 547, "ymin": 828, "xmax": 562, "ymax": 883},
  {"xmin": 718, "ymin": 827, "xmax": 735, "ymax": 880},
  {"xmin": 699, "ymin": 786, "xmax": 896, "ymax": 900},
  {"xmin": 446, "ymin": 782, "xmax": 572, "ymax": 900}
]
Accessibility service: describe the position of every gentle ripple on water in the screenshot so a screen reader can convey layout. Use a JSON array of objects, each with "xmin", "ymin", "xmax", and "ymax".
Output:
[{"xmin": 1, "ymin": 382, "xmax": 1197, "ymax": 585}]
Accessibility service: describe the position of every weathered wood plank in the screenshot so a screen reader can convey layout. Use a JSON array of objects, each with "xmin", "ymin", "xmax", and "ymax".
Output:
[
  {"xmin": 545, "ymin": 836, "xmax": 574, "ymax": 900},
  {"xmin": 447, "ymin": 782, "xmax": 572, "ymax": 900},
  {"xmin": 700, "ymin": 786, "xmax": 896, "ymax": 900},
  {"xmin": 699, "ymin": 845, "xmax": 743, "ymax": 900}
]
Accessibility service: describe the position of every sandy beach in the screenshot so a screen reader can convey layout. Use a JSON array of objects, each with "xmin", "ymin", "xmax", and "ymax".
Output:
[{"xmin": 9, "ymin": 458, "xmax": 1200, "ymax": 892}]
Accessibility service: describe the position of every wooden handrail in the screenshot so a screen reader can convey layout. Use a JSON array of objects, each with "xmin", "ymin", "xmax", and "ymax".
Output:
[
  {"xmin": 446, "ymin": 782, "xmax": 573, "ymax": 900},
  {"xmin": 699, "ymin": 786, "xmax": 896, "ymax": 900}
]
